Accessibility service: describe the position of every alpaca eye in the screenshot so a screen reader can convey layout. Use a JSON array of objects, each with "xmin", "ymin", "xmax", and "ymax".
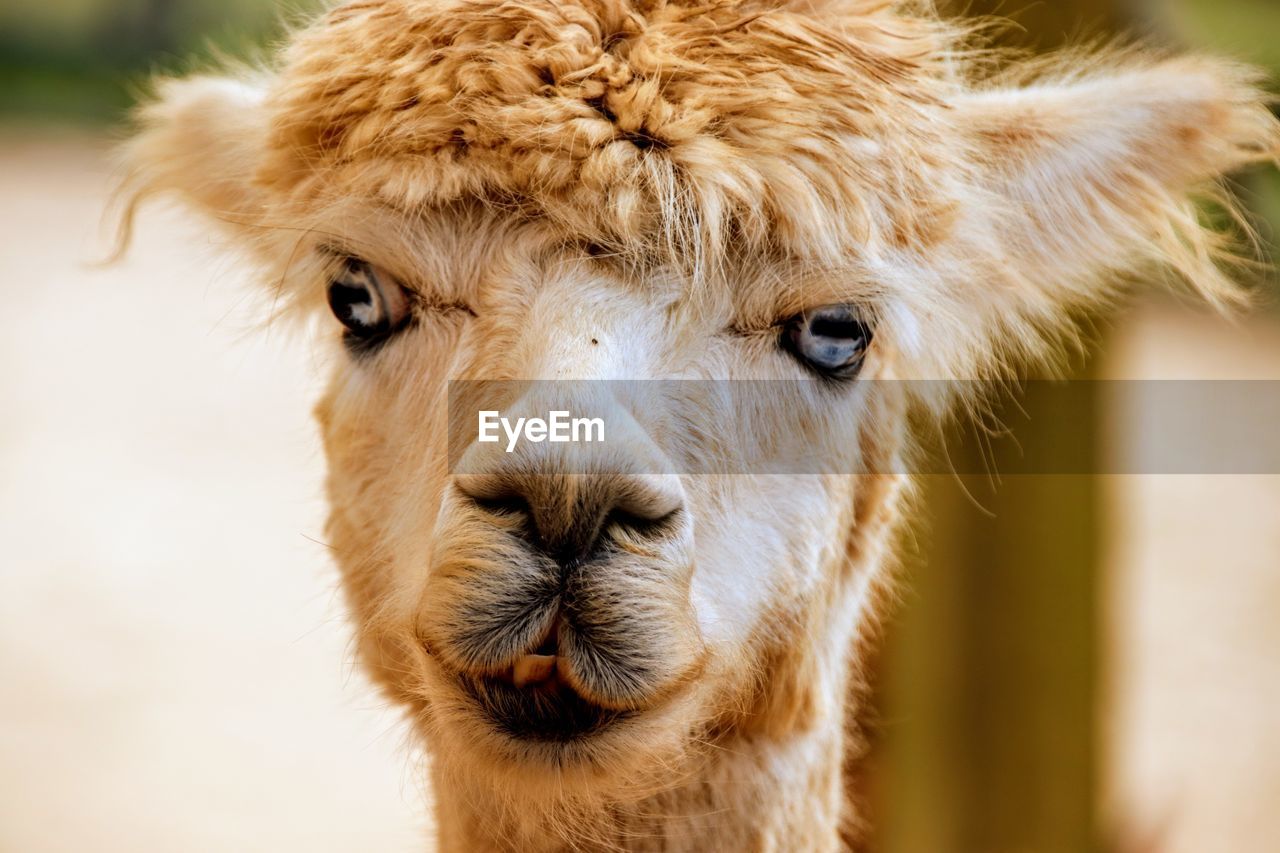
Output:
[
  {"xmin": 326, "ymin": 258, "xmax": 411, "ymax": 349},
  {"xmin": 782, "ymin": 305, "xmax": 874, "ymax": 378}
]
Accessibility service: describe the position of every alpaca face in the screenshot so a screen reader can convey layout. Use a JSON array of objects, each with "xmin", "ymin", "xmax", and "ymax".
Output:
[
  {"xmin": 123, "ymin": 0, "xmax": 1277, "ymax": 817},
  {"xmin": 309, "ymin": 209, "xmax": 891, "ymax": 785}
]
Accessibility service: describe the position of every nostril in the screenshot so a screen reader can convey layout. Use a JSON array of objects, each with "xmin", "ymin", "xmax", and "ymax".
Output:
[
  {"xmin": 605, "ymin": 506, "xmax": 682, "ymax": 539},
  {"xmin": 457, "ymin": 473, "xmax": 684, "ymax": 565},
  {"xmin": 454, "ymin": 475, "xmax": 531, "ymax": 518},
  {"xmin": 470, "ymin": 492, "xmax": 530, "ymax": 518}
]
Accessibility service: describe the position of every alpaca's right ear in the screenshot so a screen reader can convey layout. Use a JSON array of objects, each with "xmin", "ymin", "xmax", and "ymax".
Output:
[{"xmin": 119, "ymin": 75, "xmax": 270, "ymax": 239}]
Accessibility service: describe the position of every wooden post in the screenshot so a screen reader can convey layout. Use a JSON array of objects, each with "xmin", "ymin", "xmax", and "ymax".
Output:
[{"xmin": 872, "ymin": 3, "xmax": 1122, "ymax": 851}]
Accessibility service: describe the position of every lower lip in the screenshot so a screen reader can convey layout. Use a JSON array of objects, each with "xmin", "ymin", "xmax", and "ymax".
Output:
[{"xmin": 460, "ymin": 675, "xmax": 630, "ymax": 742}]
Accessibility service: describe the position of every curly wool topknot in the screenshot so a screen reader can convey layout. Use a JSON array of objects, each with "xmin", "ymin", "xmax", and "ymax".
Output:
[{"xmin": 262, "ymin": 0, "xmax": 965, "ymax": 272}]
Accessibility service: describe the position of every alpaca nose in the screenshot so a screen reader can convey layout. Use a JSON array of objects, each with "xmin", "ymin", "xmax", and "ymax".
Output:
[
  {"xmin": 456, "ymin": 469, "xmax": 683, "ymax": 564},
  {"xmin": 435, "ymin": 388, "xmax": 700, "ymax": 717},
  {"xmin": 452, "ymin": 382, "xmax": 682, "ymax": 563}
]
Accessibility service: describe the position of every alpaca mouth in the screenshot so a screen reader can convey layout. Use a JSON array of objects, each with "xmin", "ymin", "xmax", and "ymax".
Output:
[{"xmin": 460, "ymin": 653, "xmax": 630, "ymax": 742}]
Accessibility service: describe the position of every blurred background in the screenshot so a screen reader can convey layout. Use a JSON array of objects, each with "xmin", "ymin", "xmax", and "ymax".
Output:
[{"xmin": 0, "ymin": 1, "xmax": 1277, "ymax": 851}]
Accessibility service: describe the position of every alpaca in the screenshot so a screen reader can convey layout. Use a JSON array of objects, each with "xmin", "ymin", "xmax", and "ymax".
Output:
[{"xmin": 120, "ymin": 0, "xmax": 1279, "ymax": 849}]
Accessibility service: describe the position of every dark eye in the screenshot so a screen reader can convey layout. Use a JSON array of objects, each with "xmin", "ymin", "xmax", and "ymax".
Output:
[
  {"xmin": 781, "ymin": 304, "xmax": 874, "ymax": 379},
  {"xmin": 326, "ymin": 258, "xmax": 412, "ymax": 352}
]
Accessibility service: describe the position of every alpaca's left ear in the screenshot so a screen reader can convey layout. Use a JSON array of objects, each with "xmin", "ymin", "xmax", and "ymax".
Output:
[
  {"xmin": 952, "ymin": 56, "xmax": 1279, "ymax": 324},
  {"xmin": 119, "ymin": 75, "xmax": 270, "ymax": 240}
]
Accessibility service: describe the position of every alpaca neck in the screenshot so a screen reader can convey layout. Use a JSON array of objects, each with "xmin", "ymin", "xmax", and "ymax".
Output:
[{"xmin": 430, "ymin": 716, "xmax": 851, "ymax": 852}]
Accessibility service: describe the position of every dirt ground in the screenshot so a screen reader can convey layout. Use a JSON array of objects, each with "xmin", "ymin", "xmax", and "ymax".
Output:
[
  {"xmin": 1103, "ymin": 312, "xmax": 1280, "ymax": 852},
  {"xmin": 1, "ymin": 133, "xmax": 1276, "ymax": 852},
  {"xmin": 0, "ymin": 132, "xmax": 427, "ymax": 851}
]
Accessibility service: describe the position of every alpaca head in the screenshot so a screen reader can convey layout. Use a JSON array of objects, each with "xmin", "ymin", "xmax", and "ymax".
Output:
[{"xmin": 124, "ymin": 0, "xmax": 1276, "ymax": 808}]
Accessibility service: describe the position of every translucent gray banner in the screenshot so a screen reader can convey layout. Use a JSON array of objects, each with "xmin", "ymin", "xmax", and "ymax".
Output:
[{"xmin": 446, "ymin": 380, "xmax": 1280, "ymax": 475}]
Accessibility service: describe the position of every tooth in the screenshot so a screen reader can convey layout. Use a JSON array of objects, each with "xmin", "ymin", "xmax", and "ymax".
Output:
[{"xmin": 512, "ymin": 654, "xmax": 557, "ymax": 688}]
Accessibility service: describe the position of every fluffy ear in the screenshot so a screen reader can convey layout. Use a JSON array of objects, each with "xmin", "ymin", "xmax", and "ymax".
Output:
[
  {"xmin": 941, "ymin": 55, "xmax": 1279, "ymax": 372},
  {"xmin": 117, "ymin": 75, "xmax": 270, "ymax": 243}
]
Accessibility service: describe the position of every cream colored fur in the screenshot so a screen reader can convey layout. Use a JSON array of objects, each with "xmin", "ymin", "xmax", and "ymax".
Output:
[{"xmin": 119, "ymin": 1, "xmax": 1278, "ymax": 849}]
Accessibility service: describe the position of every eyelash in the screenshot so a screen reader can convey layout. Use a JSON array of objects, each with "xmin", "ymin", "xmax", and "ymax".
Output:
[{"xmin": 320, "ymin": 248, "xmax": 474, "ymax": 323}]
